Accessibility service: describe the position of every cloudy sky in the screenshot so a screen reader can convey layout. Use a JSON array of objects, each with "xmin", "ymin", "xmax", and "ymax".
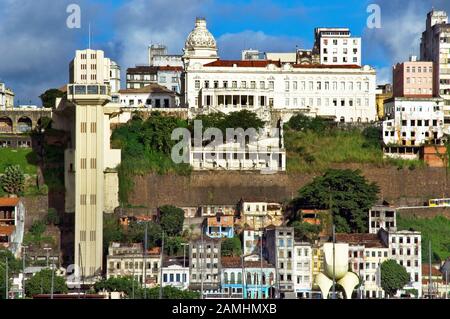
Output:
[{"xmin": 0, "ymin": 0, "xmax": 449, "ymax": 104}]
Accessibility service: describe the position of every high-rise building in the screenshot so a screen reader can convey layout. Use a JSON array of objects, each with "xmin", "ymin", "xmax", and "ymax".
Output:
[
  {"xmin": 393, "ymin": 56, "xmax": 434, "ymax": 98},
  {"xmin": 313, "ymin": 28, "xmax": 361, "ymax": 66},
  {"xmin": 148, "ymin": 44, "xmax": 183, "ymax": 67},
  {"xmin": 61, "ymin": 49, "xmax": 122, "ymax": 282},
  {"xmin": 420, "ymin": 10, "xmax": 450, "ymax": 133}
]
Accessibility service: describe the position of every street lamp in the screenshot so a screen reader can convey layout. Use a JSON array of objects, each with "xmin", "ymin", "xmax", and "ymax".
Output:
[{"xmin": 44, "ymin": 247, "xmax": 52, "ymax": 268}]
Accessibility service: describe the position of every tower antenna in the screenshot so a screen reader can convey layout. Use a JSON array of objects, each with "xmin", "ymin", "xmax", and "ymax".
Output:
[{"xmin": 88, "ymin": 23, "xmax": 91, "ymax": 49}]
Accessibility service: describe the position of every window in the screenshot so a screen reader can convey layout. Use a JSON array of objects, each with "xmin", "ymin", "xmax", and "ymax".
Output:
[
  {"xmin": 195, "ymin": 80, "xmax": 200, "ymax": 89},
  {"xmin": 269, "ymin": 81, "xmax": 274, "ymax": 90}
]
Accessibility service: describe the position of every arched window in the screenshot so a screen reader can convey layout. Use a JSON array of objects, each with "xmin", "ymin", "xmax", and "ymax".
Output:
[
  {"xmin": 0, "ymin": 117, "xmax": 13, "ymax": 133},
  {"xmin": 247, "ymin": 273, "xmax": 252, "ymax": 285},
  {"xmin": 269, "ymin": 272, "xmax": 274, "ymax": 285},
  {"xmin": 254, "ymin": 273, "xmax": 258, "ymax": 286},
  {"xmin": 224, "ymin": 272, "xmax": 228, "ymax": 284},
  {"xmin": 357, "ymin": 117, "xmax": 362, "ymax": 123},
  {"xmin": 340, "ymin": 116, "xmax": 345, "ymax": 123},
  {"xmin": 230, "ymin": 272, "xmax": 235, "ymax": 284},
  {"xmin": 17, "ymin": 117, "xmax": 32, "ymax": 133},
  {"xmin": 262, "ymin": 273, "xmax": 266, "ymax": 285},
  {"xmin": 237, "ymin": 272, "xmax": 242, "ymax": 284}
]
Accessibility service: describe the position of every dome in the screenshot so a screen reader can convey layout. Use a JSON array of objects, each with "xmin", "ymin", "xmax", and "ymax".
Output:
[{"xmin": 185, "ymin": 18, "xmax": 217, "ymax": 50}]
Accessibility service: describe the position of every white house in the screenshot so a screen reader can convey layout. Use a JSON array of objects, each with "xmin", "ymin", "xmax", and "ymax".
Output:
[
  {"xmin": 293, "ymin": 242, "xmax": 313, "ymax": 298},
  {"xmin": 383, "ymin": 97, "xmax": 444, "ymax": 147},
  {"xmin": 119, "ymin": 83, "xmax": 177, "ymax": 108},
  {"xmin": 162, "ymin": 258, "xmax": 190, "ymax": 290}
]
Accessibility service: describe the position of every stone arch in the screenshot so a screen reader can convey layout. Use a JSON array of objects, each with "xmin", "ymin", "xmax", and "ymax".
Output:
[
  {"xmin": 0, "ymin": 117, "xmax": 13, "ymax": 133},
  {"xmin": 17, "ymin": 116, "xmax": 32, "ymax": 132}
]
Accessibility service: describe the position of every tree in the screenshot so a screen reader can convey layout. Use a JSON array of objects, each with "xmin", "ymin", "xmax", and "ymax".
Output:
[
  {"xmin": 380, "ymin": 259, "xmax": 410, "ymax": 297},
  {"xmin": 290, "ymin": 221, "xmax": 321, "ymax": 242},
  {"xmin": 39, "ymin": 89, "xmax": 65, "ymax": 108},
  {"xmin": 293, "ymin": 169, "xmax": 379, "ymax": 233},
  {"xmin": 45, "ymin": 208, "xmax": 60, "ymax": 225},
  {"xmin": 286, "ymin": 114, "xmax": 328, "ymax": 133},
  {"xmin": 94, "ymin": 276, "xmax": 139, "ymax": 297},
  {"xmin": 126, "ymin": 221, "xmax": 162, "ymax": 248},
  {"xmin": 103, "ymin": 214, "xmax": 126, "ymax": 253},
  {"xmin": 159, "ymin": 205, "xmax": 185, "ymax": 236},
  {"xmin": 0, "ymin": 165, "xmax": 25, "ymax": 195},
  {"xmin": 221, "ymin": 237, "xmax": 242, "ymax": 257},
  {"xmin": 25, "ymin": 268, "xmax": 68, "ymax": 297}
]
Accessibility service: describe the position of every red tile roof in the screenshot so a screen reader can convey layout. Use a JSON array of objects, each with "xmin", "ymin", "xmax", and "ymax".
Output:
[
  {"xmin": 0, "ymin": 225, "xmax": 15, "ymax": 236},
  {"xmin": 221, "ymin": 256, "xmax": 274, "ymax": 268},
  {"xmin": 203, "ymin": 59, "xmax": 362, "ymax": 69},
  {"xmin": 335, "ymin": 233, "xmax": 386, "ymax": 248},
  {"xmin": 207, "ymin": 216, "xmax": 234, "ymax": 227},
  {"xmin": 0, "ymin": 197, "xmax": 20, "ymax": 207},
  {"xmin": 119, "ymin": 83, "xmax": 175, "ymax": 95},
  {"xmin": 158, "ymin": 66, "xmax": 183, "ymax": 72},
  {"xmin": 422, "ymin": 264, "xmax": 442, "ymax": 276}
]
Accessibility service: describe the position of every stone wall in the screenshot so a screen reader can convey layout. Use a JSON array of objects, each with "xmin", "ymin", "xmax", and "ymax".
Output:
[
  {"xmin": 21, "ymin": 195, "xmax": 49, "ymax": 229},
  {"xmin": 128, "ymin": 165, "xmax": 450, "ymax": 211}
]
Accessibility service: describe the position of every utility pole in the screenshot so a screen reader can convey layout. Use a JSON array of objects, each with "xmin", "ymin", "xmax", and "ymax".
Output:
[
  {"xmin": 428, "ymin": 240, "xmax": 432, "ymax": 299},
  {"xmin": 50, "ymin": 263, "xmax": 55, "ymax": 299},
  {"xmin": 22, "ymin": 245, "xmax": 28, "ymax": 299},
  {"xmin": 332, "ymin": 225, "xmax": 336, "ymax": 299},
  {"xmin": 260, "ymin": 235, "xmax": 263, "ymax": 299},
  {"xmin": 5, "ymin": 257, "xmax": 8, "ymax": 300},
  {"xmin": 132, "ymin": 257, "xmax": 135, "ymax": 299},
  {"xmin": 159, "ymin": 231, "xmax": 165, "ymax": 300},
  {"xmin": 44, "ymin": 247, "xmax": 51, "ymax": 268},
  {"xmin": 143, "ymin": 222, "xmax": 148, "ymax": 299},
  {"xmin": 200, "ymin": 227, "xmax": 204, "ymax": 299}
]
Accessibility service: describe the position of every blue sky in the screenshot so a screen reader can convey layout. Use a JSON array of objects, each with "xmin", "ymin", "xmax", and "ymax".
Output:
[{"xmin": 0, "ymin": 0, "xmax": 449, "ymax": 104}]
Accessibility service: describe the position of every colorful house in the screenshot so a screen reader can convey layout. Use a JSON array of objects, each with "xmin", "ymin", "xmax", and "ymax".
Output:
[
  {"xmin": 205, "ymin": 214, "xmax": 234, "ymax": 238},
  {"xmin": 0, "ymin": 197, "xmax": 25, "ymax": 258}
]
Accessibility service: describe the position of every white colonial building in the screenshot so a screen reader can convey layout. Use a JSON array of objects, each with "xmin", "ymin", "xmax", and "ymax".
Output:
[
  {"xmin": 162, "ymin": 258, "xmax": 190, "ymax": 290},
  {"xmin": 182, "ymin": 18, "xmax": 377, "ymax": 124},
  {"xmin": 118, "ymin": 83, "xmax": 178, "ymax": 108},
  {"xmin": 293, "ymin": 242, "xmax": 313, "ymax": 298},
  {"xmin": 383, "ymin": 97, "xmax": 445, "ymax": 146}
]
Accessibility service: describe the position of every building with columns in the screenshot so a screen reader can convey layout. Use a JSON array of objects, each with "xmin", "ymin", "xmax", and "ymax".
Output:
[
  {"xmin": 182, "ymin": 18, "xmax": 377, "ymax": 124},
  {"xmin": 54, "ymin": 49, "xmax": 121, "ymax": 282},
  {"xmin": 0, "ymin": 82, "xmax": 14, "ymax": 110}
]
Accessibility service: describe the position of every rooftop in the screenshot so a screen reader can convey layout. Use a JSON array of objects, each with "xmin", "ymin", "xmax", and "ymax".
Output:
[
  {"xmin": 119, "ymin": 83, "xmax": 175, "ymax": 95},
  {"xmin": 221, "ymin": 256, "xmax": 275, "ymax": 268},
  {"xmin": 422, "ymin": 264, "xmax": 442, "ymax": 277},
  {"xmin": 203, "ymin": 59, "xmax": 362, "ymax": 69},
  {"xmin": 0, "ymin": 197, "xmax": 20, "ymax": 207},
  {"xmin": 335, "ymin": 233, "xmax": 387, "ymax": 248},
  {"xmin": 206, "ymin": 215, "xmax": 234, "ymax": 227}
]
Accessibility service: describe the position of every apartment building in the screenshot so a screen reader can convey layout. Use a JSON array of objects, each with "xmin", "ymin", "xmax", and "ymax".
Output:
[
  {"xmin": 182, "ymin": 18, "xmax": 377, "ymax": 124},
  {"xmin": 106, "ymin": 243, "xmax": 161, "ymax": 287},
  {"xmin": 336, "ymin": 233, "xmax": 389, "ymax": 299},
  {"xmin": 189, "ymin": 238, "xmax": 221, "ymax": 292},
  {"xmin": 368, "ymin": 205, "xmax": 397, "ymax": 234},
  {"xmin": 265, "ymin": 226, "xmax": 295, "ymax": 298},
  {"xmin": 379, "ymin": 229, "xmax": 423, "ymax": 297},
  {"xmin": 312, "ymin": 27, "xmax": 361, "ymax": 66},
  {"xmin": 420, "ymin": 10, "xmax": 450, "ymax": 133},
  {"xmin": 243, "ymin": 229, "xmax": 264, "ymax": 261},
  {"xmin": 293, "ymin": 242, "xmax": 313, "ymax": 298},
  {"xmin": 238, "ymin": 200, "xmax": 284, "ymax": 230},
  {"xmin": 393, "ymin": 56, "xmax": 433, "ymax": 98}
]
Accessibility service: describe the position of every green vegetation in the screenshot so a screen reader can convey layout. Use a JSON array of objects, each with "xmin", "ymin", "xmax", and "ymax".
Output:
[
  {"xmin": 380, "ymin": 259, "xmax": 410, "ymax": 297},
  {"xmin": 39, "ymin": 88, "xmax": 65, "ymax": 109},
  {"xmin": 159, "ymin": 205, "xmax": 185, "ymax": 236},
  {"xmin": 45, "ymin": 208, "xmax": 60, "ymax": 226},
  {"xmin": 23, "ymin": 220, "xmax": 55, "ymax": 246},
  {"xmin": 25, "ymin": 268, "xmax": 68, "ymax": 297},
  {"xmin": 0, "ymin": 165, "xmax": 25, "ymax": 195},
  {"xmin": 290, "ymin": 221, "xmax": 322, "ymax": 242},
  {"xmin": 397, "ymin": 214, "xmax": 450, "ymax": 263},
  {"xmin": 284, "ymin": 116, "xmax": 425, "ymax": 173},
  {"xmin": 221, "ymin": 237, "xmax": 243, "ymax": 257},
  {"xmin": 0, "ymin": 148, "xmax": 38, "ymax": 175},
  {"xmin": 94, "ymin": 276, "xmax": 200, "ymax": 299},
  {"xmin": 293, "ymin": 169, "xmax": 379, "ymax": 233},
  {"xmin": 0, "ymin": 249, "xmax": 22, "ymax": 299}
]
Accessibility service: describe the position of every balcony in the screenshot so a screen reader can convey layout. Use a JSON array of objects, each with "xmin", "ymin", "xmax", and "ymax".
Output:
[{"xmin": 67, "ymin": 84, "xmax": 111, "ymax": 104}]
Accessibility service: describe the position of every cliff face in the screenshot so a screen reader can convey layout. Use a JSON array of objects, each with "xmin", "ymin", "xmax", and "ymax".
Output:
[{"xmin": 128, "ymin": 165, "xmax": 450, "ymax": 210}]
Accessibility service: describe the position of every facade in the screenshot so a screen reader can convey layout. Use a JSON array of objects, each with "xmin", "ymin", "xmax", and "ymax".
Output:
[
  {"xmin": 420, "ymin": 10, "xmax": 450, "ymax": 133},
  {"xmin": 109, "ymin": 61, "xmax": 121, "ymax": 94},
  {"xmin": 182, "ymin": 18, "xmax": 377, "ymax": 124},
  {"xmin": 106, "ymin": 243, "xmax": 161, "ymax": 287},
  {"xmin": 243, "ymin": 229, "xmax": 263, "ymax": 261},
  {"xmin": 368, "ymin": 205, "xmax": 397, "ymax": 234},
  {"xmin": 189, "ymin": 126, "xmax": 286, "ymax": 172},
  {"xmin": 312, "ymin": 28, "xmax": 361, "ymax": 66},
  {"xmin": 60, "ymin": 49, "xmax": 122, "ymax": 281},
  {"xmin": 126, "ymin": 65, "xmax": 158, "ymax": 89},
  {"xmin": 189, "ymin": 239, "xmax": 221, "ymax": 292},
  {"xmin": 157, "ymin": 66, "xmax": 183, "ymax": 94},
  {"xmin": 0, "ymin": 82, "xmax": 14, "ymax": 110},
  {"xmin": 162, "ymin": 257, "xmax": 189, "ymax": 290},
  {"xmin": 379, "ymin": 229, "xmax": 423, "ymax": 297},
  {"xmin": 0, "ymin": 198, "xmax": 25, "ymax": 258},
  {"xmin": 393, "ymin": 57, "xmax": 433, "ymax": 98},
  {"xmin": 239, "ymin": 201, "xmax": 283, "ymax": 230},
  {"xmin": 376, "ymin": 84, "xmax": 393, "ymax": 119},
  {"xmin": 199, "ymin": 205, "xmax": 236, "ymax": 217},
  {"xmin": 221, "ymin": 257, "xmax": 276, "ymax": 299},
  {"xmin": 336, "ymin": 233, "xmax": 388, "ymax": 299},
  {"xmin": 204, "ymin": 215, "xmax": 234, "ymax": 239},
  {"xmin": 383, "ymin": 97, "xmax": 444, "ymax": 147},
  {"xmin": 265, "ymin": 227, "xmax": 295, "ymax": 297},
  {"xmin": 118, "ymin": 83, "xmax": 177, "ymax": 108},
  {"xmin": 293, "ymin": 242, "xmax": 313, "ymax": 298},
  {"xmin": 148, "ymin": 44, "xmax": 183, "ymax": 67}
]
